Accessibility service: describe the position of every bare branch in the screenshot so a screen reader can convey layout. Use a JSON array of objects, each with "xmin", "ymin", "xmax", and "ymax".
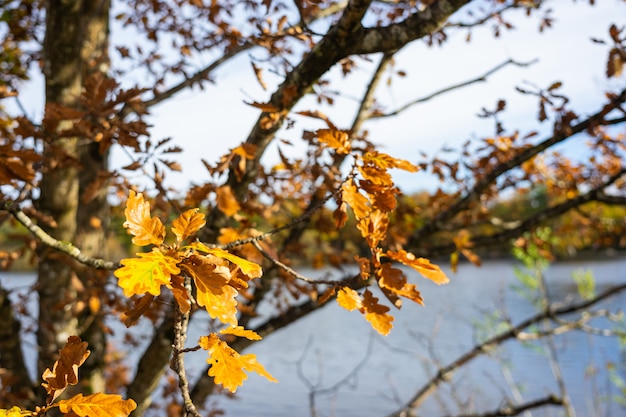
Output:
[
  {"xmin": 371, "ymin": 59, "xmax": 537, "ymax": 119},
  {"xmin": 443, "ymin": 394, "xmax": 563, "ymax": 417},
  {"xmin": 127, "ymin": 308, "xmax": 175, "ymax": 417},
  {"xmin": 386, "ymin": 281, "xmax": 626, "ymax": 417}
]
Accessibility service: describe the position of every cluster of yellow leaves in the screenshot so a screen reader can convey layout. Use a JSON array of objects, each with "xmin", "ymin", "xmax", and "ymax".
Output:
[
  {"xmin": 113, "ymin": 191, "xmax": 276, "ymax": 392},
  {"xmin": 334, "ymin": 151, "xmax": 450, "ymax": 335},
  {"xmin": 0, "ymin": 336, "xmax": 136, "ymax": 417}
]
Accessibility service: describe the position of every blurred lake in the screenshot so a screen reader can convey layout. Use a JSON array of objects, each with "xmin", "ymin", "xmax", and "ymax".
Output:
[{"xmin": 2, "ymin": 257, "xmax": 625, "ymax": 417}]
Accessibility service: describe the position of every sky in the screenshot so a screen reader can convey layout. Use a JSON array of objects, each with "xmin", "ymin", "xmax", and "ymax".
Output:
[{"xmin": 10, "ymin": 1, "xmax": 626, "ymax": 195}]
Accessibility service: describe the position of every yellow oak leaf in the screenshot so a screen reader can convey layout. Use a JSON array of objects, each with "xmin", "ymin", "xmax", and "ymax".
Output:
[
  {"xmin": 336, "ymin": 287, "xmax": 362, "ymax": 311},
  {"xmin": 220, "ymin": 325, "xmax": 262, "ymax": 340},
  {"xmin": 0, "ymin": 406, "xmax": 27, "ymax": 417},
  {"xmin": 171, "ymin": 208, "xmax": 206, "ymax": 243},
  {"xmin": 378, "ymin": 264, "xmax": 423, "ymax": 306},
  {"xmin": 358, "ymin": 164, "xmax": 393, "ymax": 187},
  {"xmin": 385, "ymin": 249, "xmax": 449, "ymax": 285},
  {"xmin": 361, "ymin": 151, "xmax": 418, "ymax": 172},
  {"xmin": 191, "ymin": 243, "xmax": 263, "ymax": 279},
  {"xmin": 196, "ymin": 276, "xmax": 239, "ymax": 326},
  {"xmin": 199, "ymin": 334, "xmax": 277, "ymax": 393},
  {"xmin": 341, "ymin": 179, "xmax": 370, "ymax": 220},
  {"xmin": 56, "ymin": 393, "xmax": 137, "ymax": 417},
  {"xmin": 316, "ymin": 128, "xmax": 351, "ymax": 154},
  {"xmin": 122, "ymin": 190, "xmax": 165, "ymax": 246},
  {"xmin": 361, "ymin": 289, "xmax": 394, "ymax": 336},
  {"xmin": 42, "ymin": 336, "xmax": 90, "ymax": 401},
  {"xmin": 356, "ymin": 209, "xmax": 389, "ymax": 249},
  {"xmin": 114, "ymin": 249, "xmax": 180, "ymax": 297}
]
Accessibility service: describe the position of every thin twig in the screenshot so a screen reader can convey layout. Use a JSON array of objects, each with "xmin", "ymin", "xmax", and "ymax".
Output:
[
  {"xmin": 372, "ymin": 59, "xmax": 537, "ymax": 120},
  {"xmin": 443, "ymin": 394, "xmax": 563, "ymax": 417},
  {"xmin": 170, "ymin": 279, "xmax": 203, "ymax": 417},
  {"xmin": 386, "ymin": 282, "xmax": 626, "ymax": 417}
]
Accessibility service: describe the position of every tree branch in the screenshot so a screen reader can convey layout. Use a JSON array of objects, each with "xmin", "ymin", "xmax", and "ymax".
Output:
[
  {"xmin": 410, "ymin": 87, "xmax": 626, "ymax": 246},
  {"xmin": 386, "ymin": 281, "xmax": 626, "ymax": 417},
  {"xmin": 371, "ymin": 59, "xmax": 537, "ymax": 119},
  {"xmin": 443, "ymin": 394, "xmax": 563, "ymax": 417},
  {"xmin": 412, "ymin": 167, "xmax": 626, "ymax": 257},
  {"xmin": 170, "ymin": 292, "xmax": 202, "ymax": 417},
  {"xmin": 347, "ymin": 0, "xmax": 472, "ymax": 55},
  {"xmin": 127, "ymin": 307, "xmax": 176, "ymax": 417},
  {"xmin": 0, "ymin": 201, "xmax": 119, "ymax": 270}
]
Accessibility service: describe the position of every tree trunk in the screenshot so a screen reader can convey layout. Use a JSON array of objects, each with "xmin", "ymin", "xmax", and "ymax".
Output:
[{"xmin": 38, "ymin": 0, "xmax": 110, "ymax": 401}]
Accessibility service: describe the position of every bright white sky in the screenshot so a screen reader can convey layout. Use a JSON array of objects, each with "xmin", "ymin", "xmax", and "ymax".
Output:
[{"xmin": 12, "ymin": 1, "xmax": 626, "ymax": 195}]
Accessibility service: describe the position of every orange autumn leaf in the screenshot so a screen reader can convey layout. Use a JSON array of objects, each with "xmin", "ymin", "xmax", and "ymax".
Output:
[
  {"xmin": 333, "ymin": 201, "xmax": 348, "ymax": 229},
  {"xmin": 114, "ymin": 249, "xmax": 180, "ymax": 297},
  {"xmin": 342, "ymin": 179, "xmax": 370, "ymax": 219},
  {"xmin": 122, "ymin": 190, "xmax": 165, "ymax": 246},
  {"xmin": 216, "ymin": 185, "xmax": 241, "ymax": 216},
  {"xmin": 356, "ymin": 209, "xmax": 389, "ymax": 249},
  {"xmin": 56, "ymin": 393, "xmax": 137, "ymax": 417},
  {"xmin": 121, "ymin": 294, "xmax": 154, "ymax": 327},
  {"xmin": 191, "ymin": 242, "xmax": 263, "ymax": 279},
  {"xmin": 316, "ymin": 128, "xmax": 351, "ymax": 154},
  {"xmin": 361, "ymin": 289, "xmax": 394, "ymax": 336},
  {"xmin": 361, "ymin": 151, "xmax": 418, "ymax": 172},
  {"xmin": 181, "ymin": 254, "xmax": 239, "ymax": 325},
  {"xmin": 386, "ymin": 249, "xmax": 449, "ymax": 285},
  {"xmin": 336, "ymin": 287, "xmax": 362, "ymax": 311},
  {"xmin": 220, "ymin": 325, "xmax": 262, "ymax": 340},
  {"xmin": 171, "ymin": 208, "xmax": 206, "ymax": 243},
  {"xmin": 337, "ymin": 288, "xmax": 394, "ymax": 336},
  {"xmin": 42, "ymin": 336, "xmax": 90, "ymax": 401},
  {"xmin": 170, "ymin": 274, "xmax": 191, "ymax": 314},
  {"xmin": 378, "ymin": 264, "xmax": 423, "ymax": 306},
  {"xmin": 199, "ymin": 334, "xmax": 277, "ymax": 393}
]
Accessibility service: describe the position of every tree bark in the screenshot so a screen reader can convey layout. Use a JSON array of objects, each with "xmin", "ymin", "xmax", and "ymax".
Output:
[{"xmin": 38, "ymin": 0, "xmax": 110, "ymax": 401}]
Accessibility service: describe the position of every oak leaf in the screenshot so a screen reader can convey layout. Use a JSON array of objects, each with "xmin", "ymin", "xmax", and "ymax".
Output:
[
  {"xmin": 121, "ymin": 294, "xmax": 154, "ymax": 327},
  {"xmin": 170, "ymin": 275, "xmax": 191, "ymax": 314},
  {"xmin": 56, "ymin": 393, "xmax": 137, "ymax": 417},
  {"xmin": 199, "ymin": 334, "xmax": 277, "ymax": 393},
  {"xmin": 0, "ymin": 407, "xmax": 25, "ymax": 417},
  {"xmin": 361, "ymin": 151, "xmax": 418, "ymax": 172},
  {"xmin": 171, "ymin": 208, "xmax": 206, "ymax": 243},
  {"xmin": 195, "ymin": 273, "xmax": 239, "ymax": 326},
  {"xmin": 191, "ymin": 243, "xmax": 263, "ymax": 279},
  {"xmin": 122, "ymin": 190, "xmax": 165, "ymax": 246},
  {"xmin": 316, "ymin": 129, "xmax": 351, "ymax": 154},
  {"xmin": 386, "ymin": 250, "xmax": 449, "ymax": 285},
  {"xmin": 114, "ymin": 249, "xmax": 180, "ymax": 297},
  {"xmin": 337, "ymin": 287, "xmax": 394, "ymax": 335},
  {"xmin": 336, "ymin": 287, "xmax": 362, "ymax": 311},
  {"xmin": 342, "ymin": 179, "xmax": 370, "ymax": 219},
  {"xmin": 181, "ymin": 254, "xmax": 238, "ymax": 325},
  {"xmin": 216, "ymin": 185, "xmax": 241, "ymax": 216},
  {"xmin": 378, "ymin": 264, "xmax": 423, "ymax": 306},
  {"xmin": 220, "ymin": 326, "xmax": 262, "ymax": 340},
  {"xmin": 42, "ymin": 336, "xmax": 90, "ymax": 401},
  {"xmin": 362, "ymin": 290, "xmax": 394, "ymax": 336}
]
